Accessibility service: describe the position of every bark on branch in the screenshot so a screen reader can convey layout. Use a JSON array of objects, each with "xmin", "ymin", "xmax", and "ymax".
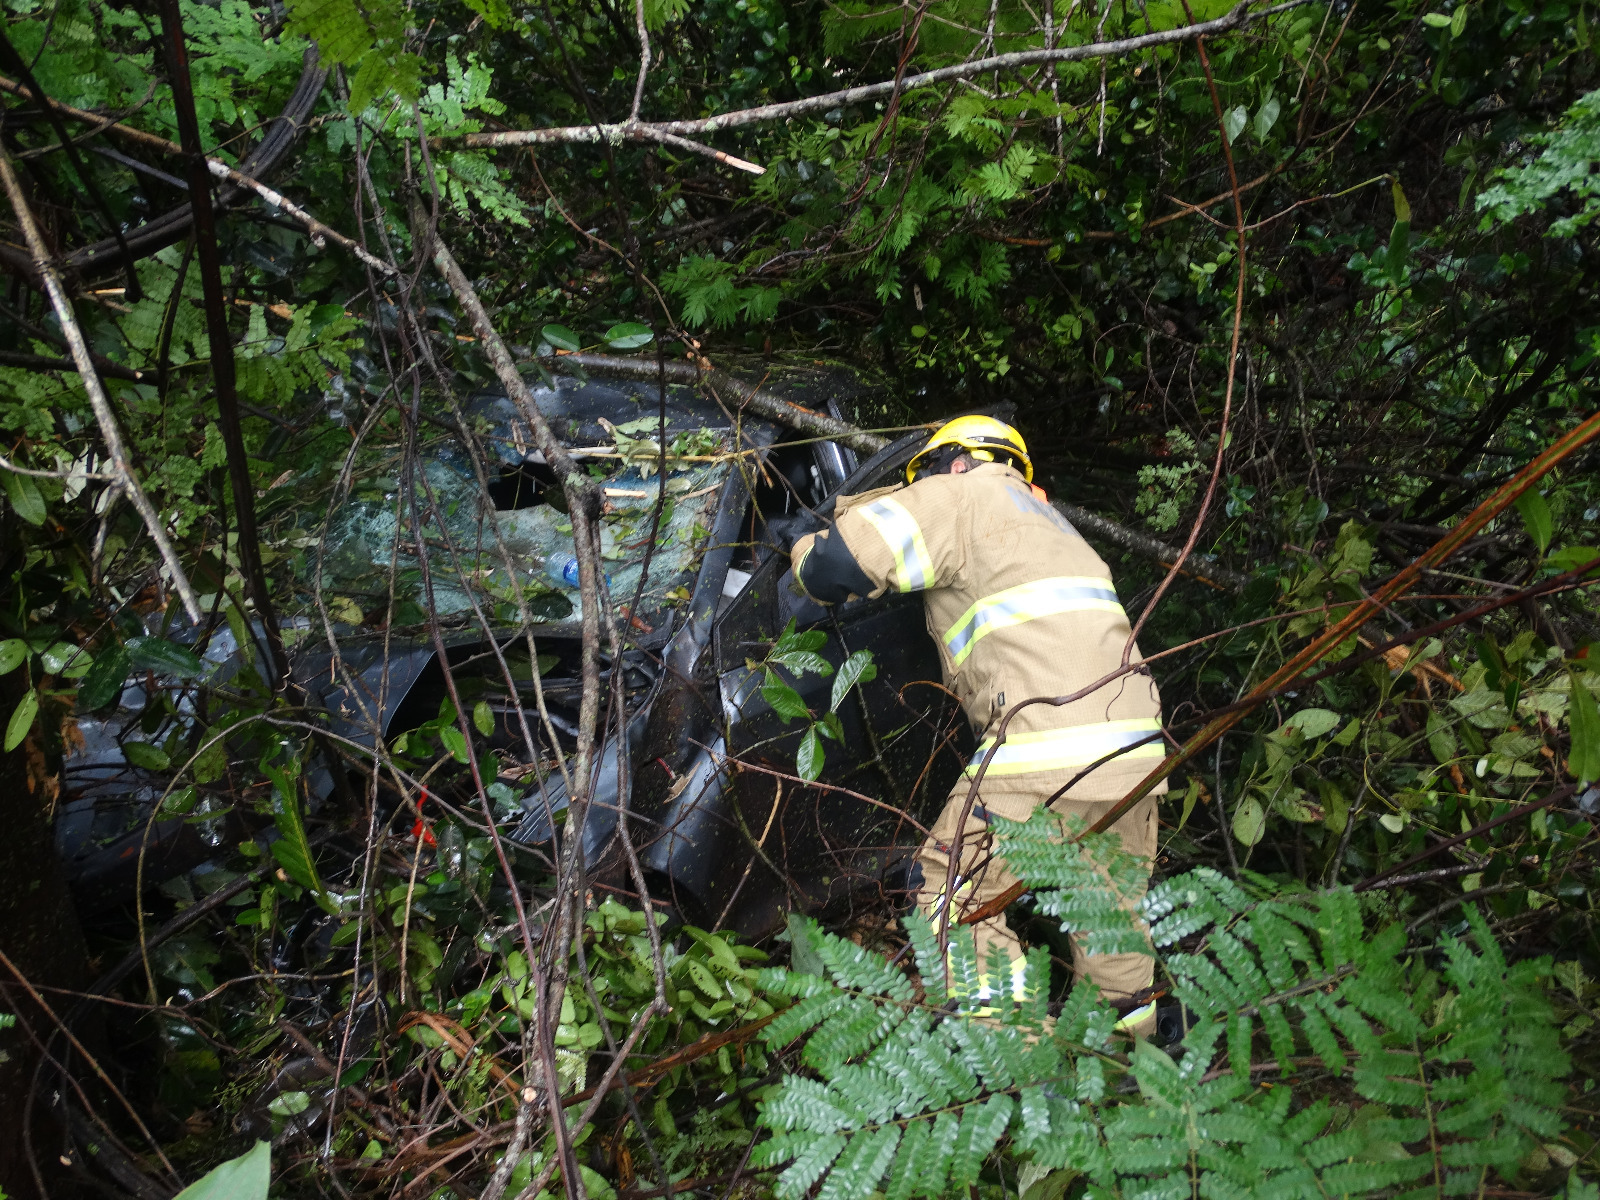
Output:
[
  {"xmin": 450, "ymin": 0, "xmax": 1301, "ymax": 150},
  {"xmin": 0, "ymin": 145, "xmax": 204, "ymax": 622}
]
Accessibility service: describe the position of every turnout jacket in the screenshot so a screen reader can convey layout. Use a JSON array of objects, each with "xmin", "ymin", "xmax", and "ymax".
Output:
[{"xmin": 790, "ymin": 462, "xmax": 1165, "ymax": 801}]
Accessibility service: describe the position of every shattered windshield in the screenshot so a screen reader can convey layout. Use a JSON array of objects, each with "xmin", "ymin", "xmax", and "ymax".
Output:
[{"xmin": 301, "ymin": 374, "xmax": 754, "ymax": 630}]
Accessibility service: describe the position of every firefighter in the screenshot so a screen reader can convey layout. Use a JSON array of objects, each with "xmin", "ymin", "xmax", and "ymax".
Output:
[{"xmin": 788, "ymin": 415, "xmax": 1164, "ymax": 1034}]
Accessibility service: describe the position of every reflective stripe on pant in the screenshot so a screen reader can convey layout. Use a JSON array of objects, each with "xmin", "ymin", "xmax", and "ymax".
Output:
[{"xmin": 913, "ymin": 781, "xmax": 1159, "ymax": 1022}]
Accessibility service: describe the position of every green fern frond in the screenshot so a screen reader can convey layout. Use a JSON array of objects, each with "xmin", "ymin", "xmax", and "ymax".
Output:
[
  {"xmin": 993, "ymin": 811, "xmax": 1149, "ymax": 957},
  {"xmin": 755, "ymin": 846, "xmax": 1573, "ymax": 1200}
]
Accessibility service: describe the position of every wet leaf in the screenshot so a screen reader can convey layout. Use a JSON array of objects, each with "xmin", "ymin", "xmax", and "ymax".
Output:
[
  {"xmin": 2, "ymin": 470, "xmax": 46, "ymax": 526},
  {"xmin": 124, "ymin": 741, "xmax": 171, "ymax": 771},
  {"xmin": 1222, "ymin": 105, "xmax": 1248, "ymax": 145},
  {"xmin": 0, "ymin": 638, "xmax": 27, "ymax": 675},
  {"xmin": 173, "ymin": 1141, "xmax": 270, "ymax": 1200},
  {"xmin": 4, "ymin": 687, "xmax": 38, "ymax": 751},
  {"xmin": 762, "ymin": 670, "xmax": 811, "ymax": 723},
  {"xmin": 1548, "ymin": 545, "xmax": 1600, "ymax": 577},
  {"xmin": 1253, "ymin": 96, "xmax": 1281, "ymax": 141},
  {"xmin": 1569, "ymin": 672, "xmax": 1600, "ymax": 783},
  {"xmin": 830, "ymin": 649, "xmax": 878, "ymax": 712},
  {"xmin": 1426, "ymin": 710, "xmax": 1457, "ymax": 764},
  {"xmin": 773, "ymin": 618, "xmax": 827, "ymax": 656},
  {"xmin": 267, "ymin": 1091, "xmax": 311, "ymax": 1118},
  {"xmin": 326, "ymin": 595, "xmax": 364, "ymax": 625},
  {"xmin": 267, "ymin": 764, "xmax": 329, "ymax": 908},
  {"xmin": 771, "ymin": 648, "xmax": 832, "ymax": 677},
  {"xmin": 1283, "ymin": 707, "xmax": 1341, "ymax": 739},
  {"xmin": 127, "ymin": 637, "xmax": 206, "ymax": 681},
  {"xmin": 1514, "ymin": 490, "xmax": 1553, "ymax": 553},
  {"xmin": 78, "ymin": 643, "xmax": 130, "ymax": 709},
  {"xmin": 440, "ymin": 724, "xmax": 470, "ymax": 763},
  {"xmin": 193, "ymin": 737, "xmax": 229, "ymax": 785},
  {"xmin": 605, "ymin": 321, "xmax": 654, "ymax": 349},
  {"xmin": 1231, "ymin": 795, "xmax": 1265, "ymax": 846},
  {"xmin": 542, "ymin": 323, "xmax": 581, "ymax": 352},
  {"xmin": 797, "ymin": 726, "xmax": 824, "ymax": 781},
  {"xmin": 41, "ymin": 641, "xmax": 90, "ymax": 676}
]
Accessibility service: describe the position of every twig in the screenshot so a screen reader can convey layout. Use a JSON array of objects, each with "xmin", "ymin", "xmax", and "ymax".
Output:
[
  {"xmin": 206, "ymin": 158, "xmax": 398, "ymax": 272},
  {"xmin": 630, "ymin": 0, "xmax": 652, "ymax": 123},
  {"xmin": 0, "ymin": 144, "xmax": 203, "ymax": 622},
  {"xmin": 1353, "ymin": 787, "xmax": 1575, "ymax": 893},
  {"xmin": 1078, "ymin": 411, "xmax": 1600, "ymax": 834},
  {"xmin": 952, "ymin": 561, "xmax": 1600, "ymax": 929},
  {"xmin": 481, "ymin": 1089, "xmax": 539, "ymax": 1200},
  {"xmin": 0, "ymin": 450, "xmax": 112, "ymax": 481},
  {"xmin": 1405, "ymin": 883, "xmax": 1525, "ymax": 933}
]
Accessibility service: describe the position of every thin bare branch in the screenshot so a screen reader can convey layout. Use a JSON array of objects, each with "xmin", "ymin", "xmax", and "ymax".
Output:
[{"xmin": 0, "ymin": 144, "xmax": 204, "ymax": 622}]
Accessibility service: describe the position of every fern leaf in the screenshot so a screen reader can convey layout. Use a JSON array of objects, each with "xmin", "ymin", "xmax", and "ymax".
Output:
[
  {"xmin": 816, "ymin": 1125, "xmax": 901, "ymax": 1200},
  {"xmin": 1296, "ymin": 997, "xmax": 1346, "ymax": 1072},
  {"xmin": 904, "ymin": 910, "xmax": 948, "ymax": 1006},
  {"xmin": 948, "ymin": 1093, "xmax": 1014, "ymax": 1190},
  {"xmin": 1259, "ymin": 1002, "xmax": 1297, "ymax": 1073},
  {"xmin": 772, "ymin": 1131, "xmax": 847, "ymax": 1200},
  {"xmin": 764, "ymin": 990, "xmax": 851, "ymax": 1048},
  {"xmin": 883, "ymin": 1119, "xmax": 929, "ymax": 1200}
]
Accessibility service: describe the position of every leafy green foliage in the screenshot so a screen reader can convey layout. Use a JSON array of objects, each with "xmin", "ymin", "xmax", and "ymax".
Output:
[
  {"xmin": 753, "ymin": 621, "xmax": 877, "ymax": 780},
  {"xmin": 284, "ymin": 0, "xmax": 420, "ymax": 113},
  {"xmin": 1478, "ymin": 88, "xmax": 1600, "ymax": 235}
]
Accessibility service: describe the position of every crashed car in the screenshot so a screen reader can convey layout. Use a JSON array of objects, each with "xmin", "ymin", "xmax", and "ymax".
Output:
[{"xmin": 59, "ymin": 362, "xmax": 975, "ymax": 939}]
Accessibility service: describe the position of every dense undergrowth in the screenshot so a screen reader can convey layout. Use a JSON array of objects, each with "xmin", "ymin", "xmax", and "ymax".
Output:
[{"xmin": 0, "ymin": 0, "xmax": 1599, "ymax": 1193}]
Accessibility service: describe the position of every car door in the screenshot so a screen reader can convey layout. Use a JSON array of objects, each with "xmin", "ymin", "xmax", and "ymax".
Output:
[{"xmin": 645, "ymin": 432, "xmax": 972, "ymax": 938}]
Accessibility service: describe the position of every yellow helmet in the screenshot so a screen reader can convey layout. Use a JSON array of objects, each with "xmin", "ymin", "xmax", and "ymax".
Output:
[{"xmin": 905, "ymin": 415, "xmax": 1032, "ymax": 483}]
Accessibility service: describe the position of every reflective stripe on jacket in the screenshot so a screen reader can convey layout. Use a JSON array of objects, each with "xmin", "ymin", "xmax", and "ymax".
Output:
[{"xmin": 791, "ymin": 462, "xmax": 1165, "ymax": 799}]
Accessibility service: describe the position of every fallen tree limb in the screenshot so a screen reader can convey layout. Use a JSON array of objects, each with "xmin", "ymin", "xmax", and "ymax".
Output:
[
  {"xmin": 563, "ymin": 351, "xmax": 1250, "ymax": 588},
  {"xmin": 451, "ymin": 0, "xmax": 1304, "ymax": 149},
  {"xmin": 561, "ymin": 352, "xmax": 883, "ymax": 455}
]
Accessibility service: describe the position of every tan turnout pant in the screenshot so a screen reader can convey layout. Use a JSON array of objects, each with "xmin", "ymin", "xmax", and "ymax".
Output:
[{"xmin": 913, "ymin": 781, "xmax": 1158, "ymax": 1023}]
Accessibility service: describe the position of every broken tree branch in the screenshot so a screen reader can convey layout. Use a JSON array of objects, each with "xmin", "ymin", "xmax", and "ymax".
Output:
[
  {"xmin": 1081, "ymin": 405, "xmax": 1600, "ymax": 835},
  {"xmin": 451, "ymin": 0, "xmax": 1304, "ymax": 150},
  {"xmin": 562, "ymin": 352, "xmax": 883, "ymax": 454},
  {"xmin": 0, "ymin": 144, "xmax": 203, "ymax": 623},
  {"xmin": 562, "ymin": 352, "xmax": 1250, "ymax": 587}
]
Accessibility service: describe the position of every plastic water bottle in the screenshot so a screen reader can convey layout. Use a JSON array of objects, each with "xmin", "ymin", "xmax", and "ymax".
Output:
[
  {"xmin": 545, "ymin": 556, "xmax": 610, "ymax": 588},
  {"xmin": 546, "ymin": 556, "xmax": 582, "ymax": 588}
]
